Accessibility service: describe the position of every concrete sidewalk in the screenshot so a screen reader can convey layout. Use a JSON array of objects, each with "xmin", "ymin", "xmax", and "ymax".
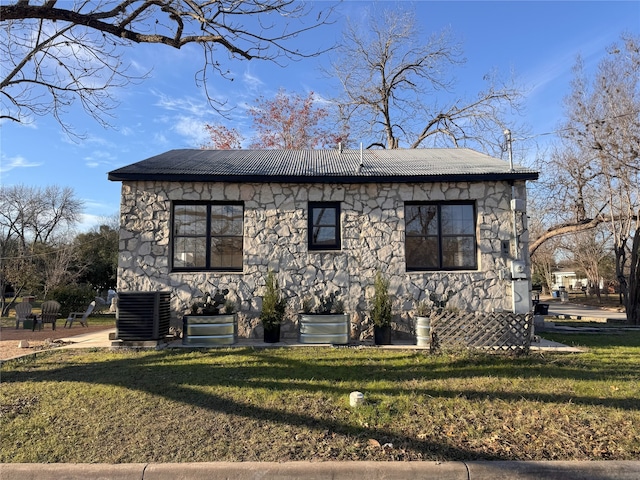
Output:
[
  {"xmin": 51, "ymin": 328, "xmax": 584, "ymax": 353},
  {"xmin": 0, "ymin": 325, "xmax": 584, "ymax": 362},
  {"xmin": 2, "ymin": 460, "xmax": 640, "ymax": 479}
]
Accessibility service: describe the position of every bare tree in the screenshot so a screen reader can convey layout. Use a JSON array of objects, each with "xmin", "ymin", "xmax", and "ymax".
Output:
[
  {"xmin": 529, "ymin": 211, "xmax": 559, "ymax": 295},
  {"xmin": 1, "ymin": 0, "xmax": 333, "ymax": 135},
  {"xmin": 529, "ymin": 34, "xmax": 640, "ymax": 324},
  {"xmin": 328, "ymin": 7, "xmax": 524, "ymax": 153},
  {"xmin": 0, "ymin": 184, "xmax": 83, "ymax": 315},
  {"xmin": 531, "ymin": 240, "xmax": 557, "ymax": 295},
  {"xmin": 560, "ymin": 229, "xmax": 612, "ymax": 299}
]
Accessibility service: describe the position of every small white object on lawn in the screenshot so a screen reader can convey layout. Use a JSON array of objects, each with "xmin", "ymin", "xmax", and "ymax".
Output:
[{"xmin": 349, "ymin": 391, "xmax": 364, "ymax": 407}]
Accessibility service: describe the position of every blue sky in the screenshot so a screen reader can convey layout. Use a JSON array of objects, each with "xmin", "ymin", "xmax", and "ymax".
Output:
[{"xmin": 1, "ymin": 1, "xmax": 638, "ymax": 231}]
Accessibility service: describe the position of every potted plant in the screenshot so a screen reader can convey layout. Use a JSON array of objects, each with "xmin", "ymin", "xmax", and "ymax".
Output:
[
  {"xmin": 260, "ymin": 271, "xmax": 287, "ymax": 343},
  {"xmin": 183, "ymin": 289, "xmax": 238, "ymax": 345},
  {"xmin": 299, "ymin": 291, "xmax": 349, "ymax": 344},
  {"xmin": 414, "ymin": 299, "xmax": 431, "ymax": 347},
  {"xmin": 370, "ymin": 271, "xmax": 392, "ymax": 345},
  {"xmin": 414, "ymin": 291, "xmax": 453, "ymax": 349}
]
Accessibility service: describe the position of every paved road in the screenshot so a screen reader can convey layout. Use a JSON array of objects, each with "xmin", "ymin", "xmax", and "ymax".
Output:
[{"xmin": 545, "ymin": 301, "xmax": 627, "ymax": 322}]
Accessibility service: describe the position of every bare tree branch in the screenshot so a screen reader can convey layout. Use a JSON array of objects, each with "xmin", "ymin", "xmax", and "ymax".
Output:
[
  {"xmin": 1, "ymin": 0, "xmax": 334, "ymax": 135},
  {"xmin": 328, "ymin": 6, "xmax": 525, "ymax": 154}
]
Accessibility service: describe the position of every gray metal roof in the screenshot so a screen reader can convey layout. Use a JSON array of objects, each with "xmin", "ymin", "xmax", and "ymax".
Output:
[{"xmin": 107, "ymin": 148, "xmax": 539, "ymax": 183}]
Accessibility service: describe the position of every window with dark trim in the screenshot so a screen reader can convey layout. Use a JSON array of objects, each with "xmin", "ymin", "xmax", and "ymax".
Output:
[
  {"xmin": 405, "ymin": 202, "xmax": 477, "ymax": 271},
  {"xmin": 172, "ymin": 202, "xmax": 243, "ymax": 271},
  {"xmin": 308, "ymin": 202, "xmax": 341, "ymax": 250}
]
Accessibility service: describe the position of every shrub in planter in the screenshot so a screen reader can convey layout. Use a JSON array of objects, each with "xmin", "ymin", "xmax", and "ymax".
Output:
[
  {"xmin": 414, "ymin": 291, "xmax": 455, "ymax": 349},
  {"xmin": 414, "ymin": 300, "xmax": 432, "ymax": 347},
  {"xmin": 302, "ymin": 291, "xmax": 344, "ymax": 315},
  {"xmin": 260, "ymin": 271, "xmax": 287, "ymax": 343},
  {"xmin": 183, "ymin": 289, "xmax": 238, "ymax": 345},
  {"xmin": 370, "ymin": 271, "xmax": 392, "ymax": 345},
  {"xmin": 299, "ymin": 291, "xmax": 348, "ymax": 344},
  {"xmin": 188, "ymin": 289, "xmax": 232, "ymax": 316}
]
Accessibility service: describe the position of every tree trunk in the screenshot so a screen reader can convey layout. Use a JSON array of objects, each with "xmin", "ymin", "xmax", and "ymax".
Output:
[{"xmin": 626, "ymin": 232, "xmax": 640, "ymax": 325}]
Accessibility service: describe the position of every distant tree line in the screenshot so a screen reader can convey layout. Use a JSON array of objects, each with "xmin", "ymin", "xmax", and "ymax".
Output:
[{"xmin": 0, "ymin": 184, "xmax": 117, "ymax": 316}]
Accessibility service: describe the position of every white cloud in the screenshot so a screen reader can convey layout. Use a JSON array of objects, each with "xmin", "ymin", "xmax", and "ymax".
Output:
[
  {"xmin": 152, "ymin": 90, "xmax": 210, "ymax": 118},
  {"xmin": 119, "ymin": 126, "xmax": 135, "ymax": 136},
  {"xmin": 525, "ymin": 31, "xmax": 617, "ymax": 100},
  {"xmin": 0, "ymin": 154, "xmax": 42, "ymax": 173},
  {"xmin": 77, "ymin": 213, "xmax": 109, "ymax": 232},
  {"xmin": 242, "ymin": 70, "xmax": 265, "ymax": 90},
  {"xmin": 174, "ymin": 116, "xmax": 209, "ymax": 147},
  {"xmin": 84, "ymin": 150, "xmax": 117, "ymax": 168},
  {"xmin": 153, "ymin": 132, "xmax": 169, "ymax": 146}
]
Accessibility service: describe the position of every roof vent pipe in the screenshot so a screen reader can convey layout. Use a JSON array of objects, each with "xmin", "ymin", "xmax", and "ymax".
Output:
[
  {"xmin": 357, "ymin": 142, "xmax": 363, "ymax": 173},
  {"xmin": 338, "ymin": 142, "xmax": 342, "ymax": 153},
  {"xmin": 504, "ymin": 129, "xmax": 514, "ymax": 172}
]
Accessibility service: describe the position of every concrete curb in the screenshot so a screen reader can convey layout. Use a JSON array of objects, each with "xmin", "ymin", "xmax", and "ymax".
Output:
[{"xmin": 2, "ymin": 461, "xmax": 640, "ymax": 479}]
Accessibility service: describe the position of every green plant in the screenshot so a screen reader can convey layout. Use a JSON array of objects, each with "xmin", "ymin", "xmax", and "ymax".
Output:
[
  {"xmin": 48, "ymin": 283, "xmax": 95, "ymax": 317},
  {"xmin": 415, "ymin": 299, "xmax": 430, "ymax": 316},
  {"xmin": 370, "ymin": 271, "xmax": 392, "ymax": 327},
  {"xmin": 429, "ymin": 291, "xmax": 454, "ymax": 310},
  {"xmin": 260, "ymin": 271, "xmax": 287, "ymax": 330},
  {"xmin": 224, "ymin": 300, "xmax": 237, "ymax": 315},
  {"xmin": 188, "ymin": 289, "xmax": 230, "ymax": 315},
  {"xmin": 303, "ymin": 291, "xmax": 344, "ymax": 314},
  {"xmin": 302, "ymin": 296, "xmax": 313, "ymax": 314}
]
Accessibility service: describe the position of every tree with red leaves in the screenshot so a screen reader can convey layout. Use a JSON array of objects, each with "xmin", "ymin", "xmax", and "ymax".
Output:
[
  {"xmin": 203, "ymin": 89, "xmax": 348, "ymax": 150},
  {"xmin": 201, "ymin": 124, "xmax": 244, "ymax": 150},
  {"xmin": 249, "ymin": 89, "xmax": 347, "ymax": 149}
]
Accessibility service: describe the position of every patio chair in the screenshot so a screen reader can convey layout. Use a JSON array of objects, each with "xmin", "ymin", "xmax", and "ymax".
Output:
[
  {"xmin": 14, "ymin": 302, "xmax": 33, "ymax": 329},
  {"xmin": 65, "ymin": 301, "xmax": 96, "ymax": 328},
  {"xmin": 33, "ymin": 300, "xmax": 61, "ymax": 331}
]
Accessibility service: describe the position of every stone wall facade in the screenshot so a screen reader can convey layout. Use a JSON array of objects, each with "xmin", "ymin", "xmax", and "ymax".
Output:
[{"xmin": 117, "ymin": 179, "xmax": 530, "ymax": 340}]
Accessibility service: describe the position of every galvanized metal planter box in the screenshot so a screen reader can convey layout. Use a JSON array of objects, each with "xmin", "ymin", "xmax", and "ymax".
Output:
[
  {"xmin": 299, "ymin": 313, "xmax": 349, "ymax": 345},
  {"xmin": 183, "ymin": 314, "xmax": 237, "ymax": 345}
]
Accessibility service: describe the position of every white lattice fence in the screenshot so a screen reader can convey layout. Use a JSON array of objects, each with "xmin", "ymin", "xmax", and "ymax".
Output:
[{"xmin": 430, "ymin": 310, "xmax": 533, "ymax": 353}]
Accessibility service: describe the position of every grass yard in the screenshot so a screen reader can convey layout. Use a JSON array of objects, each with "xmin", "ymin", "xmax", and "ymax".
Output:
[{"xmin": 1, "ymin": 332, "xmax": 639, "ymax": 463}]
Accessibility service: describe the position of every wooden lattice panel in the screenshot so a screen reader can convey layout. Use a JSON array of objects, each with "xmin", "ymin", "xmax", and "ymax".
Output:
[{"xmin": 430, "ymin": 310, "xmax": 533, "ymax": 353}]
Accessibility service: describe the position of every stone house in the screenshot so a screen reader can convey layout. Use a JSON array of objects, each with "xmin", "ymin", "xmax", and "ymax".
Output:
[{"xmin": 108, "ymin": 148, "xmax": 539, "ymax": 340}]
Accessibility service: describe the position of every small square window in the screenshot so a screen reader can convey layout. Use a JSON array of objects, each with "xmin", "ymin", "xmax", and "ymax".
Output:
[{"xmin": 308, "ymin": 202, "xmax": 341, "ymax": 250}]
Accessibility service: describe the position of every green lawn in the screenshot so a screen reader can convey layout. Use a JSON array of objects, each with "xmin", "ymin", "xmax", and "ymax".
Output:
[{"xmin": 1, "ymin": 333, "xmax": 639, "ymax": 463}]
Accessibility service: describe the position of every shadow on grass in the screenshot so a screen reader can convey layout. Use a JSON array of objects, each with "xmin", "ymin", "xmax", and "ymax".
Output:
[
  {"xmin": 1, "ymin": 349, "xmax": 505, "ymax": 461},
  {"xmin": 2, "ymin": 341, "xmax": 640, "ymax": 462}
]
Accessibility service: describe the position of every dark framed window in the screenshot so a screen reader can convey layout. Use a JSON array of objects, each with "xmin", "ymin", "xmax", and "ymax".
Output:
[
  {"xmin": 308, "ymin": 202, "xmax": 341, "ymax": 250},
  {"xmin": 172, "ymin": 202, "xmax": 243, "ymax": 271},
  {"xmin": 405, "ymin": 202, "xmax": 477, "ymax": 271}
]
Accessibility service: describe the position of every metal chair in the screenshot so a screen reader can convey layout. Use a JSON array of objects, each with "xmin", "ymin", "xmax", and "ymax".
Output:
[
  {"xmin": 33, "ymin": 300, "xmax": 61, "ymax": 331},
  {"xmin": 14, "ymin": 302, "xmax": 33, "ymax": 329},
  {"xmin": 65, "ymin": 301, "xmax": 96, "ymax": 328}
]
